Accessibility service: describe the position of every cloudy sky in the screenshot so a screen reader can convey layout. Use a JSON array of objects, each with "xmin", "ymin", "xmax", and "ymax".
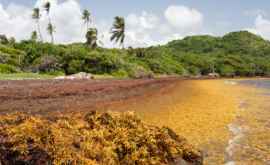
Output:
[{"xmin": 1, "ymin": 0, "xmax": 270, "ymax": 47}]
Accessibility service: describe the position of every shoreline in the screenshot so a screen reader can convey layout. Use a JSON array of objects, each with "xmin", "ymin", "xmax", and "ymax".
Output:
[
  {"xmin": 224, "ymin": 79, "xmax": 270, "ymax": 164},
  {"xmin": 0, "ymin": 78, "xmax": 269, "ymax": 164},
  {"xmin": 0, "ymin": 72, "xmax": 270, "ymax": 81}
]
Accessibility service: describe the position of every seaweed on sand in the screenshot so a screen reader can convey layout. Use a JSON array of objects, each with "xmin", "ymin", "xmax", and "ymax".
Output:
[{"xmin": 0, "ymin": 111, "xmax": 203, "ymax": 165}]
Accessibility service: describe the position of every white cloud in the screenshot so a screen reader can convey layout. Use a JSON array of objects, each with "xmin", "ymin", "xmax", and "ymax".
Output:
[
  {"xmin": 35, "ymin": 0, "xmax": 85, "ymax": 43},
  {"xmin": 247, "ymin": 15, "xmax": 270, "ymax": 40},
  {"xmin": 0, "ymin": 3, "xmax": 34, "ymax": 40},
  {"xmin": 244, "ymin": 9, "xmax": 267, "ymax": 17},
  {"xmin": 0, "ymin": 1, "xmax": 205, "ymax": 47},
  {"xmin": 124, "ymin": 11, "xmax": 161, "ymax": 47},
  {"xmin": 126, "ymin": 11, "xmax": 159, "ymax": 30},
  {"xmin": 164, "ymin": 5, "xmax": 203, "ymax": 30},
  {"xmin": 0, "ymin": 0, "xmax": 85, "ymax": 43},
  {"xmin": 122, "ymin": 5, "xmax": 205, "ymax": 47}
]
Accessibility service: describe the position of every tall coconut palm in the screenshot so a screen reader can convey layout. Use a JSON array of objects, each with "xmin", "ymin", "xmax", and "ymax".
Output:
[
  {"xmin": 86, "ymin": 28, "xmax": 98, "ymax": 49},
  {"xmin": 44, "ymin": 2, "xmax": 51, "ymax": 19},
  {"xmin": 82, "ymin": 9, "xmax": 91, "ymax": 31},
  {"xmin": 32, "ymin": 8, "xmax": 43, "ymax": 42},
  {"xmin": 110, "ymin": 16, "xmax": 125, "ymax": 48},
  {"xmin": 47, "ymin": 23, "xmax": 55, "ymax": 43},
  {"xmin": 44, "ymin": 2, "xmax": 55, "ymax": 43}
]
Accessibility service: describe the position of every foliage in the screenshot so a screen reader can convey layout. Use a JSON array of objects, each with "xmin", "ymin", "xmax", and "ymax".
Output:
[
  {"xmin": 0, "ymin": 64, "xmax": 18, "ymax": 73},
  {"xmin": 111, "ymin": 16, "xmax": 125, "ymax": 47},
  {"xmin": 0, "ymin": 44, "xmax": 25, "ymax": 66},
  {"xmin": 33, "ymin": 55, "xmax": 61, "ymax": 72},
  {"xmin": 31, "ymin": 31, "xmax": 38, "ymax": 42},
  {"xmin": 82, "ymin": 9, "xmax": 91, "ymax": 30},
  {"xmin": 0, "ymin": 73, "xmax": 57, "ymax": 80},
  {"xmin": 32, "ymin": 8, "xmax": 43, "ymax": 42},
  {"xmin": 86, "ymin": 28, "xmax": 98, "ymax": 49},
  {"xmin": 0, "ymin": 35, "xmax": 9, "ymax": 45},
  {"xmin": 167, "ymin": 31, "xmax": 270, "ymax": 77},
  {"xmin": 0, "ymin": 111, "xmax": 202, "ymax": 165},
  {"xmin": 1, "ymin": 31, "xmax": 270, "ymax": 78}
]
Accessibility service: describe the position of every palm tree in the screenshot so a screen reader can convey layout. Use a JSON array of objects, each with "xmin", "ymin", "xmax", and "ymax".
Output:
[
  {"xmin": 110, "ymin": 16, "xmax": 125, "ymax": 48},
  {"xmin": 86, "ymin": 28, "xmax": 98, "ymax": 49},
  {"xmin": 44, "ymin": 2, "xmax": 55, "ymax": 43},
  {"xmin": 47, "ymin": 23, "xmax": 55, "ymax": 43},
  {"xmin": 31, "ymin": 31, "xmax": 38, "ymax": 42},
  {"xmin": 44, "ymin": 2, "xmax": 51, "ymax": 17},
  {"xmin": 82, "ymin": 9, "xmax": 91, "ymax": 31},
  {"xmin": 32, "ymin": 8, "xmax": 43, "ymax": 42}
]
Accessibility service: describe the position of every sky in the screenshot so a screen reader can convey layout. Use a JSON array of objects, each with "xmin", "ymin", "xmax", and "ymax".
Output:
[{"xmin": 0, "ymin": 0, "xmax": 270, "ymax": 47}]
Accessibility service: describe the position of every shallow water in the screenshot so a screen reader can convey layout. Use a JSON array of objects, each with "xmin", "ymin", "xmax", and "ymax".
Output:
[
  {"xmin": 111, "ymin": 79, "xmax": 270, "ymax": 164},
  {"xmin": 240, "ymin": 79, "xmax": 270, "ymax": 90},
  {"xmin": 227, "ymin": 79, "xmax": 270, "ymax": 164}
]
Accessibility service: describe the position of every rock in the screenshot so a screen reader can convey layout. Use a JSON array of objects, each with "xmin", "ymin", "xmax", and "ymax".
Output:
[
  {"xmin": 208, "ymin": 73, "xmax": 220, "ymax": 78},
  {"xmin": 55, "ymin": 72, "xmax": 94, "ymax": 80}
]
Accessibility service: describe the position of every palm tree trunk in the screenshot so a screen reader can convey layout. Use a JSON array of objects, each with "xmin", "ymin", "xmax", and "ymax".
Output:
[
  {"xmin": 86, "ymin": 21, "xmax": 89, "ymax": 35},
  {"xmin": 51, "ymin": 33, "xmax": 54, "ymax": 44},
  {"xmin": 37, "ymin": 21, "xmax": 43, "ymax": 42},
  {"xmin": 48, "ymin": 15, "xmax": 54, "ymax": 44}
]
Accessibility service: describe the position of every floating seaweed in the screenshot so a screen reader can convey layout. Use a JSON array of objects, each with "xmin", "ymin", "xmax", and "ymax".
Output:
[{"xmin": 0, "ymin": 111, "xmax": 203, "ymax": 165}]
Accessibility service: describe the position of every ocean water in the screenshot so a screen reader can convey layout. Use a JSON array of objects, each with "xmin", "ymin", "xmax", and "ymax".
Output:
[
  {"xmin": 228, "ymin": 79, "xmax": 270, "ymax": 164},
  {"xmin": 239, "ymin": 79, "xmax": 270, "ymax": 96},
  {"xmin": 240, "ymin": 79, "xmax": 270, "ymax": 90}
]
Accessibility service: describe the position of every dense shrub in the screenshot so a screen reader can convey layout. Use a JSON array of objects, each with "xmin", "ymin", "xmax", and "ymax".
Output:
[
  {"xmin": 125, "ymin": 64, "xmax": 154, "ymax": 79},
  {"xmin": 0, "ymin": 64, "xmax": 18, "ymax": 73},
  {"xmin": 83, "ymin": 50, "xmax": 125, "ymax": 74},
  {"xmin": 33, "ymin": 55, "xmax": 61, "ymax": 73},
  {"xmin": 138, "ymin": 47, "xmax": 185, "ymax": 75},
  {"xmin": 0, "ymin": 45, "xmax": 25, "ymax": 66},
  {"xmin": 217, "ymin": 65, "xmax": 235, "ymax": 77}
]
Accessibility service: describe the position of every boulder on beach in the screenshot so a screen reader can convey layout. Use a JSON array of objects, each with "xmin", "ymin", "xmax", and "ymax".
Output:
[
  {"xmin": 55, "ymin": 72, "xmax": 94, "ymax": 80},
  {"xmin": 208, "ymin": 73, "xmax": 220, "ymax": 78}
]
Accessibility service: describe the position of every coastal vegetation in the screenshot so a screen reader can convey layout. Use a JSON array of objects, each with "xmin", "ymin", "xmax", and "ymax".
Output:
[
  {"xmin": 0, "ymin": 2, "xmax": 270, "ymax": 78},
  {"xmin": 1, "ymin": 30, "xmax": 270, "ymax": 78}
]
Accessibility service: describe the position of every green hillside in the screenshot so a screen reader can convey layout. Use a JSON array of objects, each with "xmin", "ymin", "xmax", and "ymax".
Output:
[{"xmin": 1, "ymin": 31, "xmax": 270, "ymax": 78}]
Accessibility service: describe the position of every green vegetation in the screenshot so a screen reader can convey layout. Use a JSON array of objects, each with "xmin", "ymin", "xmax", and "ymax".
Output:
[
  {"xmin": 1, "ymin": 2, "xmax": 269, "ymax": 79},
  {"xmin": 1, "ymin": 2, "xmax": 270, "ymax": 79},
  {"xmin": 0, "ymin": 73, "xmax": 57, "ymax": 80},
  {"xmin": 167, "ymin": 31, "xmax": 270, "ymax": 77},
  {"xmin": 0, "ymin": 31, "xmax": 270, "ymax": 78},
  {"xmin": 0, "ymin": 111, "xmax": 202, "ymax": 164},
  {"xmin": 111, "ymin": 16, "xmax": 126, "ymax": 48}
]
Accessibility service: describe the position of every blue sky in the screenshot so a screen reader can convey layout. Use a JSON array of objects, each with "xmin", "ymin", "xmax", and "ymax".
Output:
[{"xmin": 0, "ymin": 0, "xmax": 270, "ymax": 46}]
